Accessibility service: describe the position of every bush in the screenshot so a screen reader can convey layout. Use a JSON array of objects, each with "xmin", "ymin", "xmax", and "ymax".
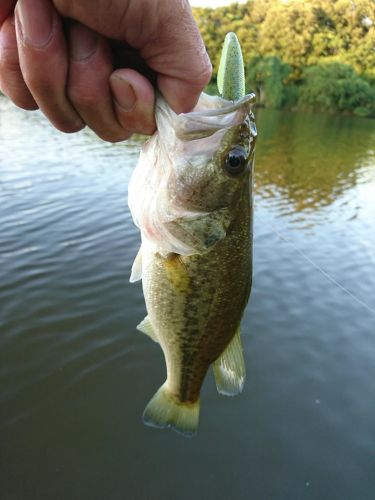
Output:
[
  {"xmin": 298, "ymin": 63, "xmax": 375, "ymax": 117},
  {"xmin": 205, "ymin": 59, "xmax": 375, "ymax": 119},
  {"xmin": 246, "ymin": 56, "xmax": 292, "ymax": 109},
  {"xmin": 283, "ymin": 84, "xmax": 300, "ymax": 108}
]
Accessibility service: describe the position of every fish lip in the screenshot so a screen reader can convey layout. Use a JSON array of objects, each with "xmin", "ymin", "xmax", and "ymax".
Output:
[
  {"xmin": 155, "ymin": 91, "xmax": 255, "ymax": 121},
  {"xmin": 159, "ymin": 92, "xmax": 256, "ymax": 142},
  {"xmin": 183, "ymin": 92, "xmax": 256, "ymax": 118}
]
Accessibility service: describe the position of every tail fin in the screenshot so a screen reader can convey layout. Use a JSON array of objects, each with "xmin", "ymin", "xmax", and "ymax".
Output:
[{"xmin": 142, "ymin": 383, "xmax": 199, "ymax": 437}]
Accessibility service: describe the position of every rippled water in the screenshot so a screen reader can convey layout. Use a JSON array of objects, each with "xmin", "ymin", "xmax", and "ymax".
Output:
[{"xmin": 1, "ymin": 96, "xmax": 374, "ymax": 500}]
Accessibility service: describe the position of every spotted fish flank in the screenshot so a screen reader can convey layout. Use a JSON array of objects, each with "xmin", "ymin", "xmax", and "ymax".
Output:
[{"xmin": 128, "ymin": 33, "xmax": 257, "ymax": 436}]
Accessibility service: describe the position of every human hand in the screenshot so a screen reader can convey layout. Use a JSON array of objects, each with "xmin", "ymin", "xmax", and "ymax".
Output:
[{"xmin": 0, "ymin": 0, "xmax": 211, "ymax": 142}]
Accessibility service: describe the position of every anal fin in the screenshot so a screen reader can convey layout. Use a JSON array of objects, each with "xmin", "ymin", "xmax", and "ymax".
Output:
[
  {"xmin": 213, "ymin": 327, "xmax": 246, "ymax": 396},
  {"xmin": 137, "ymin": 315, "xmax": 159, "ymax": 343}
]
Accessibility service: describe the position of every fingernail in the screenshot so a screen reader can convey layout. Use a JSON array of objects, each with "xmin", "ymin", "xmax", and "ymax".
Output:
[
  {"xmin": 16, "ymin": 0, "xmax": 53, "ymax": 48},
  {"xmin": 110, "ymin": 76, "xmax": 136, "ymax": 112},
  {"xmin": 70, "ymin": 24, "xmax": 99, "ymax": 61}
]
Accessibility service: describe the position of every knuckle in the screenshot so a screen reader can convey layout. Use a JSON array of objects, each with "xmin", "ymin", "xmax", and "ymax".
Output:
[
  {"xmin": 0, "ymin": 48, "xmax": 20, "ymax": 74},
  {"xmin": 23, "ymin": 72, "xmax": 52, "ymax": 95},
  {"xmin": 52, "ymin": 0, "xmax": 76, "ymax": 19},
  {"xmin": 0, "ymin": 77, "xmax": 38, "ymax": 110},
  {"xmin": 55, "ymin": 120, "xmax": 85, "ymax": 134},
  {"xmin": 202, "ymin": 61, "xmax": 213, "ymax": 85},
  {"xmin": 21, "ymin": 64, "xmax": 63, "ymax": 97},
  {"xmin": 96, "ymin": 128, "xmax": 131, "ymax": 143},
  {"xmin": 12, "ymin": 95, "xmax": 38, "ymax": 110},
  {"xmin": 119, "ymin": 113, "xmax": 155, "ymax": 137},
  {"xmin": 195, "ymin": 56, "xmax": 212, "ymax": 87},
  {"xmin": 136, "ymin": 120, "xmax": 156, "ymax": 136},
  {"xmin": 68, "ymin": 85, "xmax": 98, "ymax": 109}
]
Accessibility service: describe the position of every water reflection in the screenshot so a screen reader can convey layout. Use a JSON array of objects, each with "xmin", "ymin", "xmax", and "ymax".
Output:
[{"xmin": 255, "ymin": 108, "xmax": 375, "ymax": 213}]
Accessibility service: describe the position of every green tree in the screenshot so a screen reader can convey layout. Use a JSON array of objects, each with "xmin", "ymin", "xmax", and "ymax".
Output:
[
  {"xmin": 299, "ymin": 63, "xmax": 375, "ymax": 117},
  {"xmin": 192, "ymin": 0, "xmax": 375, "ymax": 117},
  {"xmin": 246, "ymin": 56, "xmax": 292, "ymax": 108},
  {"xmin": 193, "ymin": 0, "xmax": 375, "ymax": 79}
]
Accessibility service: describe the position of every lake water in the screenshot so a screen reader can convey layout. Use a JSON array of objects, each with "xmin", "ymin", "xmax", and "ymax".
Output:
[{"xmin": 0, "ymin": 96, "xmax": 374, "ymax": 500}]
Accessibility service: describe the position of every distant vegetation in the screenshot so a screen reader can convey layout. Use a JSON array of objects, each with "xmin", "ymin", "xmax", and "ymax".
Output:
[{"xmin": 193, "ymin": 0, "xmax": 375, "ymax": 117}]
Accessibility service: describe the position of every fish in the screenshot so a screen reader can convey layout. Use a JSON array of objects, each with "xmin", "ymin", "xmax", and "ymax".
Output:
[{"xmin": 128, "ymin": 32, "xmax": 257, "ymax": 436}]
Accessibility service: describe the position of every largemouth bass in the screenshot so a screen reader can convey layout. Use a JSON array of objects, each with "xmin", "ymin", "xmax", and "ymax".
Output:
[{"xmin": 128, "ymin": 33, "xmax": 257, "ymax": 436}]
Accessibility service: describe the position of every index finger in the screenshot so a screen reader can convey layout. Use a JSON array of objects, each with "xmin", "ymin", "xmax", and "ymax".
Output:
[{"xmin": 0, "ymin": 0, "xmax": 16, "ymax": 24}]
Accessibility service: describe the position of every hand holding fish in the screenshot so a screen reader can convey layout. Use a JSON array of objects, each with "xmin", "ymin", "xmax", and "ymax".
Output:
[{"xmin": 0, "ymin": 0, "xmax": 211, "ymax": 141}]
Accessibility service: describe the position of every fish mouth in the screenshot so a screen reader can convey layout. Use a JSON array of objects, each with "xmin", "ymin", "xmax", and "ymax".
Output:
[{"xmin": 156, "ymin": 92, "xmax": 256, "ymax": 142}]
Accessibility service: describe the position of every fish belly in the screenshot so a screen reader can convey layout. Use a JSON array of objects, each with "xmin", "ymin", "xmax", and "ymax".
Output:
[{"xmin": 141, "ymin": 208, "xmax": 252, "ymax": 404}]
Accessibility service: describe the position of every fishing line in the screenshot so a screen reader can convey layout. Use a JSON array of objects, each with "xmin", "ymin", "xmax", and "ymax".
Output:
[{"xmin": 256, "ymin": 213, "xmax": 375, "ymax": 317}]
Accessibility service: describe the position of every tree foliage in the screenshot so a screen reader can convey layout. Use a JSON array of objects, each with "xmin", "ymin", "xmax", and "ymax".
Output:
[
  {"xmin": 246, "ymin": 56, "xmax": 292, "ymax": 108},
  {"xmin": 193, "ymin": 0, "xmax": 375, "ymax": 116},
  {"xmin": 299, "ymin": 63, "xmax": 375, "ymax": 117}
]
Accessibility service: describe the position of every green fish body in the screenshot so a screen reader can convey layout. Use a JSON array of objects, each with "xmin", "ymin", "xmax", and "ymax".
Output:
[{"xmin": 128, "ymin": 33, "xmax": 257, "ymax": 436}]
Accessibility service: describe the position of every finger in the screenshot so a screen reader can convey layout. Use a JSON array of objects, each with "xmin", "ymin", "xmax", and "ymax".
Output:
[
  {"xmin": 14, "ymin": 0, "xmax": 84, "ymax": 133},
  {"xmin": 52, "ymin": 0, "xmax": 211, "ymax": 113},
  {"xmin": 110, "ymin": 69, "xmax": 155, "ymax": 136},
  {"xmin": 144, "ymin": 2, "xmax": 212, "ymax": 113},
  {"xmin": 67, "ymin": 22, "xmax": 131, "ymax": 142},
  {"xmin": 0, "ymin": 15, "xmax": 37, "ymax": 109},
  {"xmin": 157, "ymin": 62, "xmax": 212, "ymax": 114},
  {"xmin": 0, "ymin": 0, "xmax": 16, "ymax": 25},
  {"xmin": 51, "ymin": 0, "xmax": 131, "ymax": 39}
]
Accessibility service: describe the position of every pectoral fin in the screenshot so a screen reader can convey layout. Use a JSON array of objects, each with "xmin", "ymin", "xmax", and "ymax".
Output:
[
  {"xmin": 137, "ymin": 315, "xmax": 159, "ymax": 343},
  {"xmin": 166, "ymin": 207, "xmax": 232, "ymax": 254},
  {"xmin": 213, "ymin": 327, "xmax": 245, "ymax": 396},
  {"xmin": 130, "ymin": 246, "xmax": 142, "ymax": 282}
]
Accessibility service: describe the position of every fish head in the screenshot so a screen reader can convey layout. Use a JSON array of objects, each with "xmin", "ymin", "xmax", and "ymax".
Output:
[
  {"xmin": 165, "ymin": 92, "xmax": 257, "ymax": 214},
  {"xmin": 128, "ymin": 92, "xmax": 257, "ymax": 255}
]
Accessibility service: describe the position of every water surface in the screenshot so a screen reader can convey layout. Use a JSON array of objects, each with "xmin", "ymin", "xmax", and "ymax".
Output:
[{"xmin": 0, "ymin": 97, "xmax": 374, "ymax": 500}]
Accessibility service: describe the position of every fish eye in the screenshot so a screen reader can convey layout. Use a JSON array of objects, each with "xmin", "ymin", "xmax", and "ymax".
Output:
[{"xmin": 225, "ymin": 147, "xmax": 248, "ymax": 175}]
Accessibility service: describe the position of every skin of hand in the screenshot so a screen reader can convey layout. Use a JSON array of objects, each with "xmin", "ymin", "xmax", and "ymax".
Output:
[{"xmin": 0, "ymin": 0, "xmax": 212, "ymax": 142}]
